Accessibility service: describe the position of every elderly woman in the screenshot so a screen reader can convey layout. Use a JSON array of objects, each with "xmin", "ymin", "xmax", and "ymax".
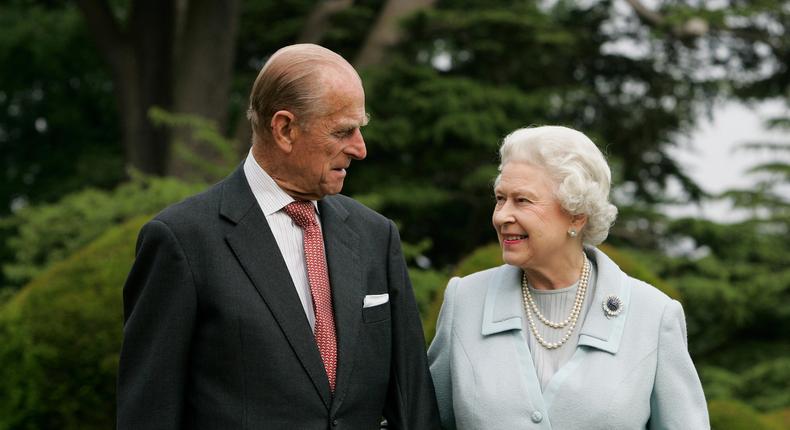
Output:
[{"xmin": 428, "ymin": 126, "xmax": 709, "ymax": 429}]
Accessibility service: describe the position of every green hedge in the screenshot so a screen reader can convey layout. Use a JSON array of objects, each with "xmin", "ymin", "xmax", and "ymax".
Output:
[
  {"xmin": 2, "ymin": 175, "xmax": 203, "ymax": 289},
  {"xmin": 709, "ymin": 400, "xmax": 787, "ymax": 430},
  {"xmin": 0, "ymin": 216, "xmax": 146, "ymax": 430}
]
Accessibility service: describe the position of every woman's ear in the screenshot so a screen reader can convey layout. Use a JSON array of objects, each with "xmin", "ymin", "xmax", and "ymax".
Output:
[
  {"xmin": 270, "ymin": 110, "xmax": 297, "ymax": 153},
  {"xmin": 571, "ymin": 213, "xmax": 588, "ymax": 232}
]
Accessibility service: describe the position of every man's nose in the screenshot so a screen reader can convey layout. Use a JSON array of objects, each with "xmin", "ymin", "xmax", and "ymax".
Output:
[{"xmin": 346, "ymin": 130, "xmax": 367, "ymax": 160}]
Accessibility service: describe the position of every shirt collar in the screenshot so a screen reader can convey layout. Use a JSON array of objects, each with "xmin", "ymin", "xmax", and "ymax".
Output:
[{"xmin": 243, "ymin": 149, "xmax": 319, "ymax": 216}]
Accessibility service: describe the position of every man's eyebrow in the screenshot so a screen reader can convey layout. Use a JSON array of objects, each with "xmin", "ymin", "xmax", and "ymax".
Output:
[{"xmin": 336, "ymin": 113, "xmax": 369, "ymax": 130}]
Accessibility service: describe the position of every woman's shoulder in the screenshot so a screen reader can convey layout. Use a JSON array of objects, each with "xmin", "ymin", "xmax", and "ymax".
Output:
[
  {"xmin": 590, "ymin": 246, "xmax": 679, "ymax": 327},
  {"xmin": 444, "ymin": 265, "xmax": 514, "ymax": 303},
  {"xmin": 590, "ymin": 247, "xmax": 675, "ymax": 308},
  {"xmin": 627, "ymin": 277, "xmax": 674, "ymax": 306},
  {"xmin": 452, "ymin": 265, "xmax": 512, "ymax": 290}
]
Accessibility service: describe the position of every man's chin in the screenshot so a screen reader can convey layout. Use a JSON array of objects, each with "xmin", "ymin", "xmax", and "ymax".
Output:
[
  {"xmin": 321, "ymin": 189, "xmax": 343, "ymax": 198},
  {"xmin": 320, "ymin": 181, "xmax": 345, "ymax": 197}
]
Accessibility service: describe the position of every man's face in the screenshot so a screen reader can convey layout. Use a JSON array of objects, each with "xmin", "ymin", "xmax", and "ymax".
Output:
[{"xmin": 283, "ymin": 73, "xmax": 368, "ymax": 200}]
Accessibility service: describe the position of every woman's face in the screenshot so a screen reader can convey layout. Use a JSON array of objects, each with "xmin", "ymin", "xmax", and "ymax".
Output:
[{"xmin": 492, "ymin": 161, "xmax": 576, "ymax": 270}]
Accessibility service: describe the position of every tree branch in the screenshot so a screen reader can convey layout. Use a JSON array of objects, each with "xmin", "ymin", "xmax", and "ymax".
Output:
[
  {"xmin": 353, "ymin": 0, "xmax": 435, "ymax": 69},
  {"xmin": 625, "ymin": 0, "xmax": 708, "ymax": 39},
  {"xmin": 624, "ymin": 0, "xmax": 665, "ymax": 27},
  {"xmin": 74, "ymin": 0, "xmax": 129, "ymax": 74},
  {"xmin": 296, "ymin": 0, "xmax": 354, "ymax": 44}
]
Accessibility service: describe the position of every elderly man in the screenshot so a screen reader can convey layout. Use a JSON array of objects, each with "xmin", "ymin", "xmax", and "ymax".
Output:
[{"xmin": 117, "ymin": 44, "xmax": 440, "ymax": 429}]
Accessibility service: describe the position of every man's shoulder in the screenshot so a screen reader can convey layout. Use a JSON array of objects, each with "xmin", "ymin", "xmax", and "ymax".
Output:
[
  {"xmin": 324, "ymin": 194, "xmax": 389, "ymax": 225},
  {"xmin": 149, "ymin": 176, "xmax": 233, "ymax": 232}
]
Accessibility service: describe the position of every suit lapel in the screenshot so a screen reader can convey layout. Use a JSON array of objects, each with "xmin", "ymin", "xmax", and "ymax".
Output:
[
  {"xmin": 318, "ymin": 197, "xmax": 362, "ymax": 411},
  {"xmin": 220, "ymin": 166, "xmax": 333, "ymax": 408}
]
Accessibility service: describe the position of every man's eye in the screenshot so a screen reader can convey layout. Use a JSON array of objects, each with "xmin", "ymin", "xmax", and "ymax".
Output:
[{"xmin": 335, "ymin": 129, "xmax": 355, "ymax": 138}]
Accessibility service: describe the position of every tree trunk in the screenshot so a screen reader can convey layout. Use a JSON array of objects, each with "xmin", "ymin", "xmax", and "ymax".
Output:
[
  {"xmin": 169, "ymin": 0, "xmax": 241, "ymax": 178},
  {"xmin": 76, "ymin": 0, "xmax": 240, "ymax": 179},
  {"xmin": 76, "ymin": 0, "xmax": 174, "ymax": 176},
  {"xmin": 353, "ymin": 0, "xmax": 435, "ymax": 69},
  {"xmin": 128, "ymin": 0, "xmax": 175, "ymax": 175}
]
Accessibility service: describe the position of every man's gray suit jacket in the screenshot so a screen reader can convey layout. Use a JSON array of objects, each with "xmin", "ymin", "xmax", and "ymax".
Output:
[{"xmin": 117, "ymin": 165, "xmax": 440, "ymax": 429}]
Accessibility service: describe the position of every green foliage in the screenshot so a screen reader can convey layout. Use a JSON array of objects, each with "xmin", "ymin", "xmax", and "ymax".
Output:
[
  {"xmin": 597, "ymin": 244, "xmax": 681, "ymax": 300},
  {"xmin": 0, "ymin": 1, "xmax": 123, "ymax": 215},
  {"xmin": 701, "ymin": 350, "xmax": 790, "ymax": 412},
  {"xmin": 453, "ymin": 242, "xmax": 502, "ymax": 278},
  {"xmin": 409, "ymin": 267, "xmax": 449, "ymax": 343},
  {"xmin": 347, "ymin": 0, "xmax": 744, "ymax": 266},
  {"xmin": 763, "ymin": 408, "xmax": 790, "ymax": 430},
  {"xmin": 421, "ymin": 242, "xmax": 502, "ymax": 342},
  {"xmin": 0, "ymin": 216, "xmax": 146, "ymax": 430},
  {"xmin": 350, "ymin": 61, "xmax": 542, "ymax": 265},
  {"xmin": 149, "ymin": 107, "xmax": 240, "ymax": 182},
  {"xmin": 630, "ymin": 134, "xmax": 790, "ymax": 415},
  {"xmin": 708, "ymin": 400, "xmax": 786, "ymax": 430},
  {"xmin": 723, "ymin": 138, "xmax": 790, "ymax": 220},
  {"xmin": 2, "ymin": 174, "xmax": 203, "ymax": 290},
  {"xmin": 0, "ymin": 1, "xmax": 787, "ymax": 426}
]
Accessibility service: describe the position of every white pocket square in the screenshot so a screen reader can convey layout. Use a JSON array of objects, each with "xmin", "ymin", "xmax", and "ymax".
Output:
[{"xmin": 363, "ymin": 293, "xmax": 389, "ymax": 308}]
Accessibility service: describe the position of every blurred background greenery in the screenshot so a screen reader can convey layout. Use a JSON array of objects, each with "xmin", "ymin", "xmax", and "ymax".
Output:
[{"xmin": 0, "ymin": 0, "xmax": 788, "ymax": 429}]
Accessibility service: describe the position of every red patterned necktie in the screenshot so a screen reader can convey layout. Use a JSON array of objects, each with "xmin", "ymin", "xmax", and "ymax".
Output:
[{"xmin": 284, "ymin": 201, "xmax": 338, "ymax": 392}]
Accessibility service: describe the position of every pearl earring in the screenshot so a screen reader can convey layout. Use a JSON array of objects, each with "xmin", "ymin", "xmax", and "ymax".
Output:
[{"xmin": 567, "ymin": 229, "xmax": 578, "ymax": 238}]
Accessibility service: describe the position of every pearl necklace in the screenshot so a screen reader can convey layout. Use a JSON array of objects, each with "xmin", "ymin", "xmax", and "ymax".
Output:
[{"xmin": 521, "ymin": 256, "xmax": 590, "ymax": 350}]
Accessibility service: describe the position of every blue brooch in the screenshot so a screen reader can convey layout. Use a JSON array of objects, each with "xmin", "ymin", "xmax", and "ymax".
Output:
[{"xmin": 602, "ymin": 295, "xmax": 624, "ymax": 318}]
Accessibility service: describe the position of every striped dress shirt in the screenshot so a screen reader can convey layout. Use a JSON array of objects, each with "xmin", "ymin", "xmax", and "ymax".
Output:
[{"xmin": 243, "ymin": 151, "xmax": 321, "ymax": 331}]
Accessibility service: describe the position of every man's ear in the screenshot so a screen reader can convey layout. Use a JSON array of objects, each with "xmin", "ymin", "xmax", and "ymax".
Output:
[{"xmin": 270, "ymin": 110, "xmax": 297, "ymax": 153}]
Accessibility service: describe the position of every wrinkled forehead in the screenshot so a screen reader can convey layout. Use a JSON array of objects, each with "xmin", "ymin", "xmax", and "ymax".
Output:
[
  {"xmin": 316, "ymin": 71, "xmax": 368, "ymax": 123},
  {"xmin": 494, "ymin": 161, "xmax": 557, "ymax": 192}
]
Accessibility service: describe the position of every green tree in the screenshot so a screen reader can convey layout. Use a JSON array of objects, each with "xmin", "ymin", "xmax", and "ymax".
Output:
[{"xmin": 0, "ymin": 2, "xmax": 123, "ymax": 215}]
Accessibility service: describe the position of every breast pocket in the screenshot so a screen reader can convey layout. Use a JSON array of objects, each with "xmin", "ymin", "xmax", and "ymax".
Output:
[{"xmin": 362, "ymin": 303, "xmax": 391, "ymax": 323}]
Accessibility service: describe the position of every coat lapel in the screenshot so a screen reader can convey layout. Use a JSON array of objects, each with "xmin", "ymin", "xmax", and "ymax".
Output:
[
  {"xmin": 220, "ymin": 166, "xmax": 333, "ymax": 408},
  {"xmin": 480, "ymin": 265, "xmax": 549, "ymax": 422},
  {"xmin": 481, "ymin": 265, "xmax": 523, "ymax": 335},
  {"xmin": 318, "ymin": 197, "xmax": 363, "ymax": 412},
  {"xmin": 577, "ymin": 246, "xmax": 631, "ymax": 354}
]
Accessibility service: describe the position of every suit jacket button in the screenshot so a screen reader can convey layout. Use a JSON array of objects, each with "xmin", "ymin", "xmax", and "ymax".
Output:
[
  {"xmin": 332, "ymin": 418, "xmax": 338, "ymax": 426},
  {"xmin": 531, "ymin": 411, "xmax": 543, "ymax": 423}
]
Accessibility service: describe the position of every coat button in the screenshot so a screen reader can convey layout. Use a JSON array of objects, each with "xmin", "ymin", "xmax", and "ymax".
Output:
[
  {"xmin": 332, "ymin": 419, "xmax": 338, "ymax": 426},
  {"xmin": 531, "ymin": 411, "xmax": 543, "ymax": 423}
]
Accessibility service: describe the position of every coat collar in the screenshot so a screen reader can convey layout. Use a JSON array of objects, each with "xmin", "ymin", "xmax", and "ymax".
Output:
[
  {"xmin": 576, "ymin": 247, "xmax": 631, "ymax": 354},
  {"xmin": 480, "ymin": 246, "xmax": 631, "ymax": 354}
]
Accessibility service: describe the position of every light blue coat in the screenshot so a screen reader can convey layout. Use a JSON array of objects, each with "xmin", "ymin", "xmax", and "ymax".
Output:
[{"xmin": 428, "ymin": 247, "xmax": 709, "ymax": 429}]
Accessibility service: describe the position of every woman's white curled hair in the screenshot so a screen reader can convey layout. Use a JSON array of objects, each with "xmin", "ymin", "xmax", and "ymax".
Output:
[{"xmin": 496, "ymin": 125, "xmax": 618, "ymax": 245}]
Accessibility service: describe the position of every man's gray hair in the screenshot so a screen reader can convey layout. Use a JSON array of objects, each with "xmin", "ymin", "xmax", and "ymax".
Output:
[
  {"xmin": 496, "ymin": 125, "xmax": 618, "ymax": 245},
  {"xmin": 247, "ymin": 44, "xmax": 359, "ymax": 138}
]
